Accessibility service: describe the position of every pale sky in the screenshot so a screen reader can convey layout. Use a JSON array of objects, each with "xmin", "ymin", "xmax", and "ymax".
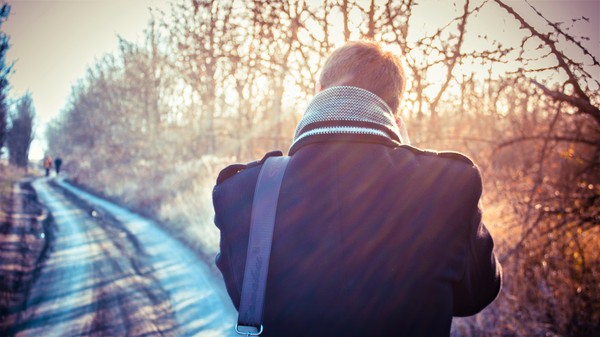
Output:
[
  {"xmin": 4, "ymin": 0, "xmax": 169, "ymax": 159},
  {"xmin": 2, "ymin": 0, "xmax": 599, "ymax": 160}
]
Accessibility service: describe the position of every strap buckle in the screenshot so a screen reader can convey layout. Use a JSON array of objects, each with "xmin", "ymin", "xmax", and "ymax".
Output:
[{"xmin": 235, "ymin": 323, "xmax": 263, "ymax": 336}]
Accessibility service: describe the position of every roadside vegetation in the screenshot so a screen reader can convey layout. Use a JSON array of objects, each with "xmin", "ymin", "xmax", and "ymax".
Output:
[
  {"xmin": 44, "ymin": 1, "xmax": 598, "ymax": 336},
  {"xmin": 0, "ymin": 164, "xmax": 22, "ymax": 217},
  {"xmin": 0, "ymin": 2, "xmax": 35, "ymax": 191}
]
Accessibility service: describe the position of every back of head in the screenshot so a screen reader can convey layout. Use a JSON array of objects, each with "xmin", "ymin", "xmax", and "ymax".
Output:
[{"xmin": 319, "ymin": 40, "xmax": 406, "ymax": 114}]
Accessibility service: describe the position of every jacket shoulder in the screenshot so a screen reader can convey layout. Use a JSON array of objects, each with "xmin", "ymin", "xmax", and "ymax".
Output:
[
  {"xmin": 438, "ymin": 151, "xmax": 475, "ymax": 166},
  {"xmin": 398, "ymin": 144, "xmax": 475, "ymax": 166},
  {"xmin": 216, "ymin": 150, "xmax": 283, "ymax": 185}
]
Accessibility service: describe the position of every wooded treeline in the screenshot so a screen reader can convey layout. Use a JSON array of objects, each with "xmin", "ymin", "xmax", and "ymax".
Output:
[
  {"xmin": 0, "ymin": 3, "xmax": 36, "ymax": 170},
  {"xmin": 46, "ymin": 1, "xmax": 599, "ymax": 336}
]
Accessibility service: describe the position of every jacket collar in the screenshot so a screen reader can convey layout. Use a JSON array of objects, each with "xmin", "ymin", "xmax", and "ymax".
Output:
[{"xmin": 290, "ymin": 86, "xmax": 405, "ymax": 151}]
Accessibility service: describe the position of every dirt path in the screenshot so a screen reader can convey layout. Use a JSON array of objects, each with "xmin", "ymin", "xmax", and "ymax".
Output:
[{"xmin": 2, "ymin": 177, "xmax": 236, "ymax": 337}]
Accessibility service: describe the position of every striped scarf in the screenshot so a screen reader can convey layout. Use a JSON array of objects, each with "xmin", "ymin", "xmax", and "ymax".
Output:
[{"xmin": 291, "ymin": 86, "xmax": 408, "ymax": 148}]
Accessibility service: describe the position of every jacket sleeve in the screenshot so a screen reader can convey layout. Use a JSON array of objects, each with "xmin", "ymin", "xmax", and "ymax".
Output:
[{"xmin": 452, "ymin": 168, "xmax": 502, "ymax": 317}]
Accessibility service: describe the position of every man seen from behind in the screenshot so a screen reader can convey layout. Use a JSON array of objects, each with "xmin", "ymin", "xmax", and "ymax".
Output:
[{"xmin": 213, "ymin": 40, "xmax": 502, "ymax": 337}]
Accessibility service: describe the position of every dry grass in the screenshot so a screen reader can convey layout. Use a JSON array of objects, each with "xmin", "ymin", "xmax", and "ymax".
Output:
[{"xmin": 0, "ymin": 163, "xmax": 24, "ymax": 217}]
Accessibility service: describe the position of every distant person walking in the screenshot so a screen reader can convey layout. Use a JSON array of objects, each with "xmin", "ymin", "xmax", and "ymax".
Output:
[
  {"xmin": 43, "ymin": 155, "xmax": 53, "ymax": 177},
  {"xmin": 54, "ymin": 157, "xmax": 63, "ymax": 175}
]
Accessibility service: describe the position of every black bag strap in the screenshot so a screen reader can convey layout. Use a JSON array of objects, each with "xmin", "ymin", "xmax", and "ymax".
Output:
[{"xmin": 236, "ymin": 156, "xmax": 290, "ymax": 336}]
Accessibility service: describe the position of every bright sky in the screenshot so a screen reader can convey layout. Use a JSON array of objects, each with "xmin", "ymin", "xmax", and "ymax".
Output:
[
  {"xmin": 4, "ymin": 0, "xmax": 168, "ymax": 160},
  {"xmin": 2, "ymin": 0, "xmax": 599, "ymax": 160}
]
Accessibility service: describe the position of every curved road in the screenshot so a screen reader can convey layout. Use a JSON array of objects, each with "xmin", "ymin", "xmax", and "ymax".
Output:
[{"xmin": 11, "ymin": 177, "xmax": 236, "ymax": 337}]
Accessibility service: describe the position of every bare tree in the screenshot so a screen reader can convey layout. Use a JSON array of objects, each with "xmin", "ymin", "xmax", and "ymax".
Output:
[
  {"xmin": 475, "ymin": 2, "xmax": 600, "ymax": 335},
  {"xmin": 166, "ymin": 0, "xmax": 238, "ymax": 154}
]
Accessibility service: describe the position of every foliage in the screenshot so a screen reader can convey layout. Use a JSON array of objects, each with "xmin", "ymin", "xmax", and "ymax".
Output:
[
  {"xmin": 6, "ymin": 93, "xmax": 34, "ymax": 168},
  {"xmin": 46, "ymin": 0, "xmax": 599, "ymax": 335},
  {"xmin": 0, "ymin": 3, "xmax": 11, "ymax": 157}
]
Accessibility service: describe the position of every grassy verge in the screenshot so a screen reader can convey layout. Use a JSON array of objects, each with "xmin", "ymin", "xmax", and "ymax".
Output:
[{"xmin": 0, "ymin": 164, "xmax": 24, "ymax": 218}]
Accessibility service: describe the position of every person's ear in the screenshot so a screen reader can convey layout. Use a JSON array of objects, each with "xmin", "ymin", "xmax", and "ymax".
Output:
[
  {"xmin": 315, "ymin": 81, "xmax": 322, "ymax": 94},
  {"xmin": 395, "ymin": 115, "xmax": 403, "ymax": 129}
]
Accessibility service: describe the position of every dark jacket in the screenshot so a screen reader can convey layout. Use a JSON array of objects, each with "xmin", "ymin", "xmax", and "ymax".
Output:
[{"xmin": 213, "ymin": 133, "xmax": 502, "ymax": 337}]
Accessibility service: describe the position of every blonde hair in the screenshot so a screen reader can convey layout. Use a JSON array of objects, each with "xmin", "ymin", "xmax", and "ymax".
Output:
[{"xmin": 319, "ymin": 40, "xmax": 406, "ymax": 113}]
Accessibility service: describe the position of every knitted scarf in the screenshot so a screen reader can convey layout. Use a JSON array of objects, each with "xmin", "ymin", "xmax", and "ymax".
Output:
[{"xmin": 291, "ymin": 86, "xmax": 408, "ymax": 148}]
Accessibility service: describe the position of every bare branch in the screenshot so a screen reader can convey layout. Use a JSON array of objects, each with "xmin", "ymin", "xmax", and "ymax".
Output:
[
  {"xmin": 524, "ymin": 0, "xmax": 599, "ymax": 67},
  {"xmin": 493, "ymin": 0, "xmax": 594, "ymax": 104},
  {"xmin": 530, "ymin": 79, "xmax": 600, "ymax": 124}
]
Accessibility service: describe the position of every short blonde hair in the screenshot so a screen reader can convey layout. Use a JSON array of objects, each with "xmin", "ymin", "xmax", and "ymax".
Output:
[{"xmin": 319, "ymin": 40, "xmax": 406, "ymax": 113}]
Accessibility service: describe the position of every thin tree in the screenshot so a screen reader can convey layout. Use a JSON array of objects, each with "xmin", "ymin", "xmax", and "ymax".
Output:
[{"xmin": 0, "ymin": 3, "xmax": 11, "ymax": 157}]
